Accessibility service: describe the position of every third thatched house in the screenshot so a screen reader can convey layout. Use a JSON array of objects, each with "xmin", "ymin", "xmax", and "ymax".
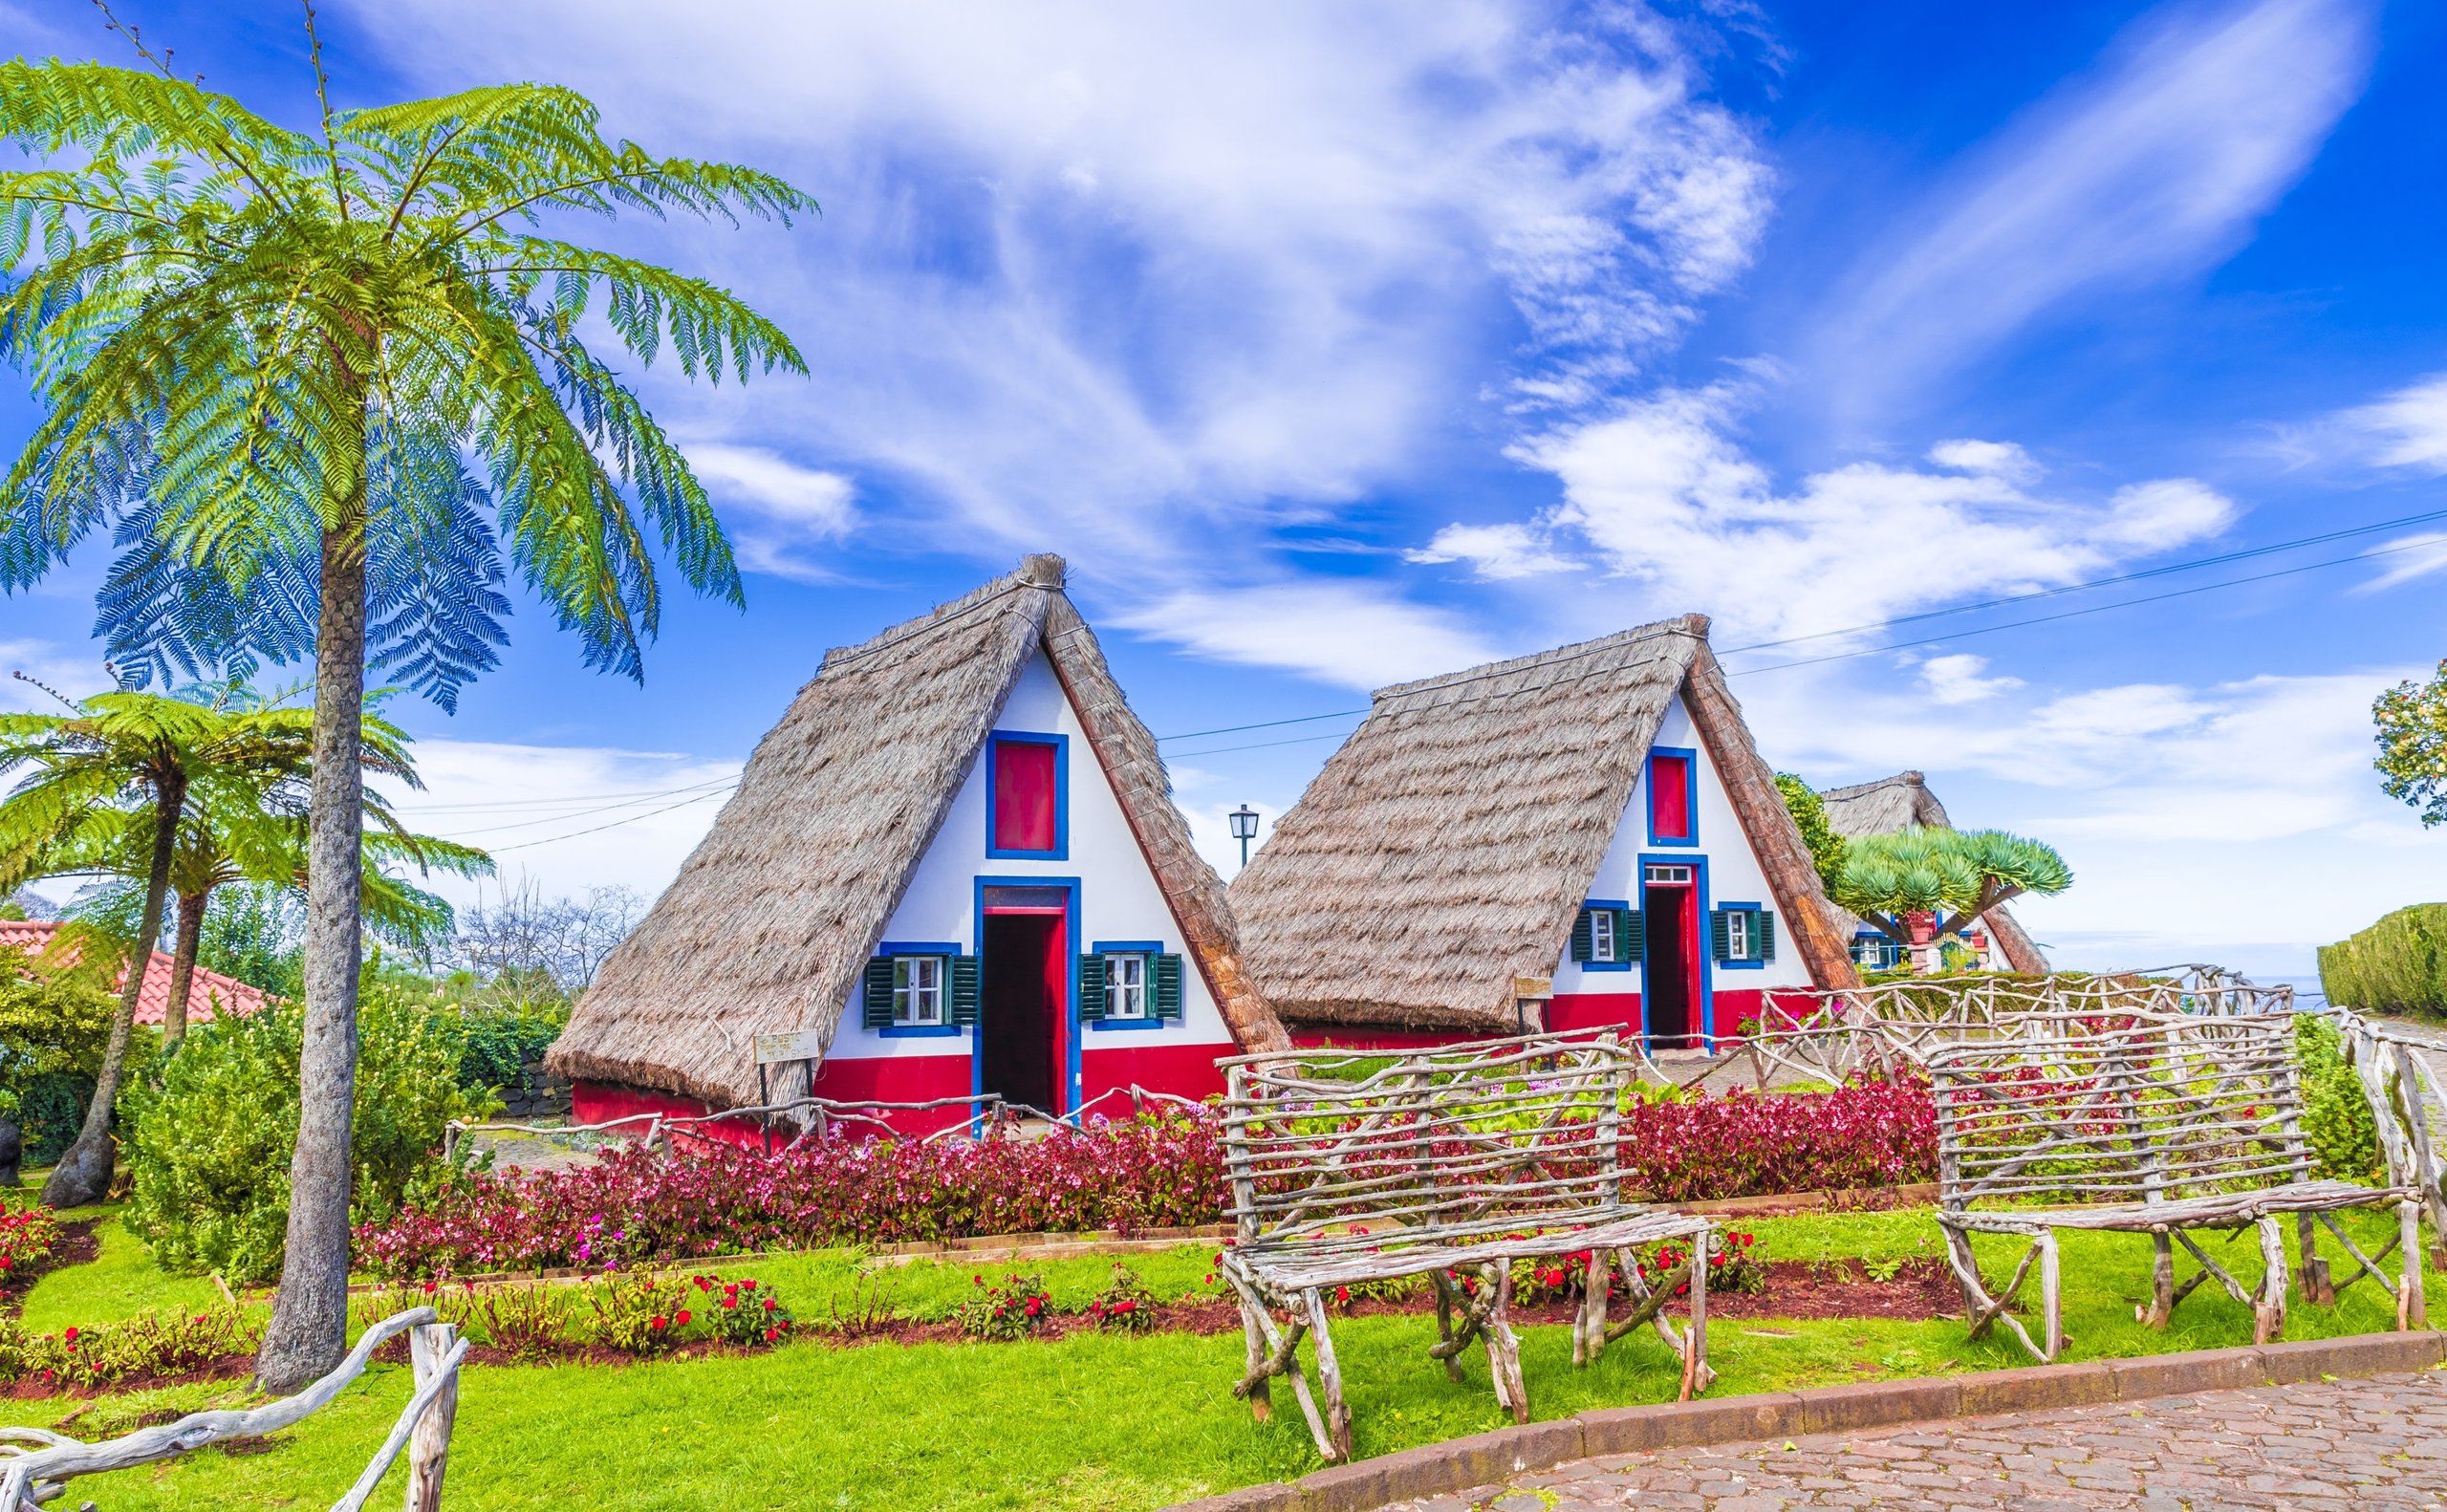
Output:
[
  {"xmin": 1228, "ymin": 615, "xmax": 1859, "ymax": 1052},
  {"xmin": 1815, "ymin": 771, "xmax": 2048, "ymax": 974}
]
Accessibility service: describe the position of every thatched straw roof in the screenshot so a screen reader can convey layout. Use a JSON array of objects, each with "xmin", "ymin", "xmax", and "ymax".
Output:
[
  {"xmin": 1229, "ymin": 616, "xmax": 1860, "ymax": 1032},
  {"xmin": 1817, "ymin": 771, "xmax": 2047, "ymax": 973},
  {"xmin": 549, "ymin": 554, "xmax": 1288, "ymax": 1107}
]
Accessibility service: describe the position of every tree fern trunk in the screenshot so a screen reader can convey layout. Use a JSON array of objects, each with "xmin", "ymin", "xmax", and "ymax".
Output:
[
  {"xmin": 162, "ymin": 890, "xmax": 205, "ymax": 1048},
  {"xmin": 42, "ymin": 767, "xmax": 184, "ymax": 1208},
  {"xmin": 257, "ymin": 479, "xmax": 371, "ymax": 1393}
]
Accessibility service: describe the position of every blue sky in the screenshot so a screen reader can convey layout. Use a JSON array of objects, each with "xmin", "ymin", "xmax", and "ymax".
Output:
[{"xmin": 5, "ymin": 0, "xmax": 2446, "ymax": 976}]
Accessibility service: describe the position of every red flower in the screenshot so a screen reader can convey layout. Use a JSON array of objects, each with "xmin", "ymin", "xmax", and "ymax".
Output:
[
  {"xmin": 763, "ymin": 1297, "xmax": 777, "ymax": 1311},
  {"xmin": 651, "ymin": 1316, "xmax": 667, "ymax": 1331},
  {"xmin": 62, "ymin": 1328, "xmax": 76, "ymax": 1342},
  {"xmin": 676, "ymin": 1309, "xmax": 692, "ymax": 1326},
  {"xmin": 743, "ymin": 1279, "xmax": 757, "ymax": 1292},
  {"xmin": 723, "ymin": 1297, "xmax": 739, "ymax": 1310},
  {"xmin": 764, "ymin": 1327, "xmax": 779, "ymax": 1342},
  {"xmin": 1335, "ymin": 1286, "xmax": 1350, "ymax": 1304}
]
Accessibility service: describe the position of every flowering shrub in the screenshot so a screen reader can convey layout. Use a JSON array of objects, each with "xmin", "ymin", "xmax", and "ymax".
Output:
[
  {"xmin": 1084, "ymin": 1264, "xmax": 1157, "ymax": 1332},
  {"xmin": 0, "ymin": 1309, "xmax": 258, "ymax": 1390},
  {"xmin": 358, "ymin": 1088, "xmax": 1934, "ymax": 1278},
  {"xmin": 357, "ymin": 1112, "xmax": 1225, "ymax": 1278},
  {"xmin": 1511, "ymin": 1230, "xmax": 1765, "ymax": 1305},
  {"xmin": 691, "ymin": 1272, "xmax": 796, "ymax": 1347},
  {"xmin": 956, "ymin": 1271, "xmax": 1050, "ymax": 1340},
  {"xmin": 0, "ymin": 1201, "xmax": 59, "ymax": 1281},
  {"xmin": 1619, "ymin": 1081, "xmax": 1935, "ymax": 1200}
]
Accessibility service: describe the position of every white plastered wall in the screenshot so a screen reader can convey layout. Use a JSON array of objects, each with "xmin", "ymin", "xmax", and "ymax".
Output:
[{"xmin": 831, "ymin": 647, "xmax": 1230, "ymax": 1061}]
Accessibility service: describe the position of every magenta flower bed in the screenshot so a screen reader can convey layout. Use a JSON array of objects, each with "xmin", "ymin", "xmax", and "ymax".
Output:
[
  {"xmin": 357, "ymin": 1085, "xmax": 1938, "ymax": 1279},
  {"xmin": 357, "ymin": 1113, "xmax": 1226, "ymax": 1279}
]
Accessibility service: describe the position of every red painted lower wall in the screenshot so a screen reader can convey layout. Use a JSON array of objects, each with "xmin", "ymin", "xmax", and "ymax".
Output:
[
  {"xmin": 1080, "ymin": 1041, "xmax": 1229, "ymax": 1112},
  {"xmin": 1288, "ymin": 988, "xmax": 1772, "ymax": 1055},
  {"xmin": 804, "ymin": 1054, "xmax": 976, "ymax": 1136},
  {"xmin": 570, "ymin": 1081, "xmax": 775, "ymax": 1153}
]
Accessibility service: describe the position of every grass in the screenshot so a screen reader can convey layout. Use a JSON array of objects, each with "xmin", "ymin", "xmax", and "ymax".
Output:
[
  {"xmin": 7, "ymin": 1202, "xmax": 2438, "ymax": 1510},
  {"xmin": 17, "ymin": 1207, "xmax": 244, "ymax": 1330}
]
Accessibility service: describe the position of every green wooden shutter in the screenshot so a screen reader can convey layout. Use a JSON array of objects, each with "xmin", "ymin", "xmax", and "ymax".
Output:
[
  {"xmin": 861, "ymin": 958, "xmax": 896, "ymax": 1029},
  {"xmin": 949, "ymin": 956, "xmax": 983, "ymax": 1026},
  {"xmin": 1708, "ymin": 910, "xmax": 1732, "ymax": 962},
  {"xmin": 1619, "ymin": 909, "xmax": 1643, "ymax": 961},
  {"xmin": 1077, "ymin": 955, "xmax": 1107, "ymax": 1022},
  {"xmin": 1756, "ymin": 911, "xmax": 1778, "ymax": 963},
  {"xmin": 1154, "ymin": 953, "xmax": 1185, "ymax": 1021},
  {"xmin": 1570, "ymin": 908, "xmax": 1595, "ymax": 962}
]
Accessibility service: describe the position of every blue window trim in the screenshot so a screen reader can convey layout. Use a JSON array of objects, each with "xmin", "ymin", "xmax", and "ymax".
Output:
[
  {"xmin": 972, "ymin": 875, "xmax": 1082, "ymax": 1114},
  {"xmin": 1636, "ymin": 851, "xmax": 1714, "ymax": 1053},
  {"xmin": 1716, "ymin": 901, "xmax": 1767, "ymax": 972},
  {"xmin": 873, "ymin": 942, "xmax": 965, "ymax": 1037},
  {"xmin": 1644, "ymin": 746, "xmax": 1700, "ymax": 849},
  {"xmin": 1087, "ymin": 939, "xmax": 1168, "ymax": 1031},
  {"xmin": 1576, "ymin": 898, "xmax": 1635, "ymax": 973},
  {"xmin": 985, "ymin": 730, "xmax": 1071, "ymax": 860}
]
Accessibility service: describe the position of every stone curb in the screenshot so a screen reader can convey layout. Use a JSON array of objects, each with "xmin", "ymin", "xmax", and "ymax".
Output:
[{"xmin": 1164, "ymin": 1329, "xmax": 2447, "ymax": 1512}]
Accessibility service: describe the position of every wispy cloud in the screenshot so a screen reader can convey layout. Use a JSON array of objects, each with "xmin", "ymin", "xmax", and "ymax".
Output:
[
  {"xmin": 358, "ymin": 0, "xmax": 1771, "ymax": 587},
  {"xmin": 1501, "ymin": 381, "xmax": 2236, "ymax": 640},
  {"xmin": 2341, "ymin": 373, "xmax": 2447, "ymax": 471},
  {"xmin": 682, "ymin": 443, "xmax": 858, "ymax": 582},
  {"xmin": 1814, "ymin": 0, "xmax": 2373, "ymax": 416},
  {"xmin": 1113, "ymin": 581, "xmax": 1503, "ymax": 691},
  {"xmin": 1405, "ymin": 522, "xmax": 1582, "ymax": 580}
]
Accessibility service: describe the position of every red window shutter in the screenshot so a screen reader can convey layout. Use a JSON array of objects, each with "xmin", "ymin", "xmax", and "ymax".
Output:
[
  {"xmin": 1649, "ymin": 754, "xmax": 1692, "ymax": 840},
  {"xmin": 992, "ymin": 740, "xmax": 1059, "ymax": 852}
]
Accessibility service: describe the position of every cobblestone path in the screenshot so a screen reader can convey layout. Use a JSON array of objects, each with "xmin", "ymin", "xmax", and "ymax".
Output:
[{"xmin": 1386, "ymin": 1370, "xmax": 2447, "ymax": 1510}]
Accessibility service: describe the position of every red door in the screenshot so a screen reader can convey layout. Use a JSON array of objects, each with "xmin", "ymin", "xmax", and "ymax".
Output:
[
  {"xmin": 981, "ymin": 908, "xmax": 1067, "ymax": 1114},
  {"xmin": 1641, "ymin": 866, "xmax": 1699, "ymax": 1050}
]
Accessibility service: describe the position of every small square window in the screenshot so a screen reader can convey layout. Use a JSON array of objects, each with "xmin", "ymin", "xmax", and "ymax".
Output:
[
  {"xmin": 894, "ymin": 956, "xmax": 945, "ymax": 1026},
  {"xmin": 1104, "ymin": 953, "xmax": 1149, "ymax": 1019},
  {"xmin": 1590, "ymin": 909, "xmax": 1617, "ymax": 964}
]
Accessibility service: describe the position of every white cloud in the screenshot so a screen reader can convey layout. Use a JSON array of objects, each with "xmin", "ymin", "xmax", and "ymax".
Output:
[
  {"xmin": 681, "ymin": 443, "xmax": 857, "ymax": 582},
  {"xmin": 1115, "ymin": 582, "xmax": 1503, "ymax": 691},
  {"xmin": 1915, "ymin": 653, "xmax": 2023, "ymax": 705},
  {"xmin": 1816, "ymin": 0, "xmax": 2372, "ymax": 412},
  {"xmin": 1511, "ymin": 382, "xmax": 2237, "ymax": 641},
  {"xmin": 0, "ymin": 641, "xmax": 118, "ymax": 712},
  {"xmin": 2354, "ymin": 531, "xmax": 2447, "ymax": 594},
  {"xmin": 2342, "ymin": 373, "xmax": 2447, "ymax": 470},
  {"xmin": 377, "ymin": 741, "xmax": 744, "ymax": 908},
  {"xmin": 1740, "ymin": 662, "xmax": 2430, "ymax": 973},
  {"xmin": 350, "ymin": 0, "xmax": 1770, "ymax": 574},
  {"xmin": 1405, "ymin": 522, "xmax": 1581, "ymax": 580},
  {"xmin": 1926, "ymin": 439, "xmax": 2042, "ymax": 485}
]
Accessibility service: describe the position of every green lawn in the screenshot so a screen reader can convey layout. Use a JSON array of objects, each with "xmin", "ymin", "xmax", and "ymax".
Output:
[{"xmin": 6, "ymin": 1204, "xmax": 2437, "ymax": 1510}]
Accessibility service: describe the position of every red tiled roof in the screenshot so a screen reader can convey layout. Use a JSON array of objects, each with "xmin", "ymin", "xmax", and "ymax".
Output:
[{"xmin": 0, "ymin": 918, "xmax": 271, "ymax": 1025}]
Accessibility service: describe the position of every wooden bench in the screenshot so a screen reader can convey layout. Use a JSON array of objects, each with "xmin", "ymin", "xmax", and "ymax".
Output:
[
  {"xmin": 1928, "ymin": 1014, "xmax": 2427, "ymax": 1363},
  {"xmin": 1217, "ymin": 1032, "xmax": 1716, "ymax": 1462}
]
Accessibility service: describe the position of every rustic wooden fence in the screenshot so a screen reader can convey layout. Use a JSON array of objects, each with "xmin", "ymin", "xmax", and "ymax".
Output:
[{"xmin": 0, "ymin": 1308, "xmax": 463, "ymax": 1512}]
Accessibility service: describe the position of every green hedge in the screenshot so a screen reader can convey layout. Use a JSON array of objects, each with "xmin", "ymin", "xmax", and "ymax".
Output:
[{"xmin": 2317, "ymin": 903, "xmax": 2447, "ymax": 1014}]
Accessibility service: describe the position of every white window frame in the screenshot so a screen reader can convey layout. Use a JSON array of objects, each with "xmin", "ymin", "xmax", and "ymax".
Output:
[
  {"xmin": 1725, "ymin": 909, "xmax": 1754, "ymax": 961},
  {"xmin": 1643, "ymin": 863, "xmax": 1692, "ymax": 885},
  {"xmin": 893, "ymin": 955, "xmax": 945, "ymax": 1026},
  {"xmin": 1590, "ymin": 909, "xmax": 1617, "ymax": 964},
  {"xmin": 1103, "ymin": 953, "xmax": 1150, "ymax": 1020}
]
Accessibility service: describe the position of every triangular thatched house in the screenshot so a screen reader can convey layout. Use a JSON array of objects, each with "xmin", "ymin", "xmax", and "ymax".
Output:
[
  {"xmin": 1228, "ymin": 615, "xmax": 1859, "ymax": 1051},
  {"xmin": 1816, "ymin": 771, "xmax": 2048, "ymax": 974},
  {"xmin": 549, "ymin": 554, "xmax": 1289, "ymax": 1136}
]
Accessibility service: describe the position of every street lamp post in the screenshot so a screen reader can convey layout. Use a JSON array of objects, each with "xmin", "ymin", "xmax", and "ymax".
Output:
[{"xmin": 1228, "ymin": 804, "xmax": 1260, "ymax": 867}]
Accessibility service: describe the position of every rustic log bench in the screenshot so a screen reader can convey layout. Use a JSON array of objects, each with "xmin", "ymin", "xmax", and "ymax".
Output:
[
  {"xmin": 1927, "ymin": 1014, "xmax": 2427, "ymax": 1363},
  {"xmin": 1217, "ymin": 1032, "xmax": 1716, "ymax": 1462}
]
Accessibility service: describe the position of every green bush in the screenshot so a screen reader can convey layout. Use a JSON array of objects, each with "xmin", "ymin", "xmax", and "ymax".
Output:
[
  {"xmin": 0, "ymin": 941, "xmax": 121, "ymax": 1163},
  {"xmin": 2318, "ymin": 903, "xmax": 2447, "ymax": 1015},
  {"xmin": 2293, "ymin": 1013, "xmax": 2382, "ymax": 1183},
  {"xmin": 121, "ymin": 979, "xmax": 483, "ymax": 1285},
  {"xmin": 454, "ymin": 1005, "xmax": 567, "ymax": 1096}
]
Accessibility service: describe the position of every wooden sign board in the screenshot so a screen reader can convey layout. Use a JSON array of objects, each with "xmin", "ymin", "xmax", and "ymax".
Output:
[
  {"xmin": 1511, "ymin": 975, "xmax": 1553, "ymax": 1002},
  {"xmin": 753, "ymin": 1028, "xmax": 826, "ymax": 1066}
]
